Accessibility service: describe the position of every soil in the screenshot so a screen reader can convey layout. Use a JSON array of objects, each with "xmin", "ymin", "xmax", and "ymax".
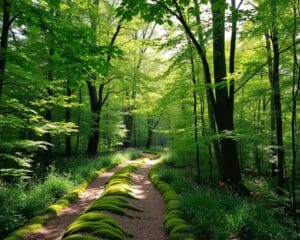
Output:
[{"xmin": 108, "ymin": 159, "xmax": 168, "ymax": 240}]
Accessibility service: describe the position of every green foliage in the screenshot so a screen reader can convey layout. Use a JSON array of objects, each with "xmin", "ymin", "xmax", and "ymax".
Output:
[
  {"xmin": 180, "ymin": 189, "xmax": 288, "ymax": 239},
  {"xmin": 1, "ymin": 151, "xmax": 138, "ymax": 239}
]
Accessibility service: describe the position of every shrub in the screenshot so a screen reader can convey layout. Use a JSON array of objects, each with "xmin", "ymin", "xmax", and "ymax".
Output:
[
  {"xmin": 1, "ymin": 151, "xmax": 133, "ymax": 238},
  {"xmin": 42, "ymin": 173, "xmax": 74, "ymax": 199},
  {"xmin": 157, "ymin": 168, "xmax": 174, "ymax": 183},
  {"xmin": 180, "ymin": 188, "xmax": 288, "ymax": 240}
]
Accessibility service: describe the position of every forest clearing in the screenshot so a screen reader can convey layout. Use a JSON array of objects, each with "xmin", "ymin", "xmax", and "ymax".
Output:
[{"xmin": 0, "ymin": 0, "xmax": 299, "ymax": 239}]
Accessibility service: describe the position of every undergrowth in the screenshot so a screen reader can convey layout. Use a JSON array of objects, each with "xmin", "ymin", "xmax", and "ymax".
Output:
[
  {"xmin": 0, "ymin": 150, "xmax": 139, "ymax": 239},
  {"xmin": 155, "ymin": 154, "xmax": 292, "ymax": 240}
]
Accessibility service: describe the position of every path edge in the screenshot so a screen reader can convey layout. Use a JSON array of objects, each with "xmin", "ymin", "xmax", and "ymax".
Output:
[
  {"xmin": 149, "ymin": 162, "xmax": 197, "ymax": 240},
  {"xmin": 3, "ymin": 160, "xmax": 122, "ymax": 240}
]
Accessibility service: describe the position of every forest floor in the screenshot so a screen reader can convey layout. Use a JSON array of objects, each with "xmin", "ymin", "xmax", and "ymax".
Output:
[{"xmin": 25, "ymin": 153, "xmax": 167, "ymax": 240}]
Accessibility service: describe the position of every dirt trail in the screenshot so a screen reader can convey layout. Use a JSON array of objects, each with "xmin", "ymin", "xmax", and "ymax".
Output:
[
  {"xmin": 26, "ymin": 155, "xmax": 167, "ymax": 240},
  {"xmin": 26, "ymin": 161, "xmax": 131, "ymax": 240},
  {"xmin": 110, "ymin": 158, "xmax": 168, "ymax": 240}
]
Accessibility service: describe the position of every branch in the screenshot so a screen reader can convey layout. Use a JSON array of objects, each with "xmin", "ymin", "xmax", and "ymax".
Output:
[
  {"xmin": 102, "ymin": 88, "xmax": 125, "ymax": 105},
  {"xmin": 235, "ymin": 41, "xmax": 300, "ymax": 93},
  {"xmin": 237, "ymin": 0, "xmax": 245, "ymax": 10},
  {"xmin": 103, "ymin": 76, "xmax": 123, "ymax": 85},
  {"xmin": 8, "ymin": 14, "xmax": 19, "ymax": 27},
  {"xmin": 151, "ymin": 110, "xmax": 164, "ymax": 129},
  {"xmin": 107, "ymin": 21, "xmax": 123, "ymax": 62}
]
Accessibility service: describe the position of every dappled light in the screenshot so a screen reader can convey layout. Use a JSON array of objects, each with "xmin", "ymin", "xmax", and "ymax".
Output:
[{"xmin": 1, "ymin": 0, "xmax": 299, "ymax": 239}]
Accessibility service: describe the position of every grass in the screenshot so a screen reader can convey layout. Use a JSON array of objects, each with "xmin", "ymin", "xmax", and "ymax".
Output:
[
  {"xmin": 150, "ymin": 164, "xmax": 196, "ymax": 240},
  {"xmin": 1, "ymin": 150, "xmax": 140, "ymax": 239},
  {"xmin": 153, "ymin": 154, "xmax": 292, "ymax": 240},
  {"xmin": 63, "ymin": 161, "xmax": 145, "ymax": 240}
]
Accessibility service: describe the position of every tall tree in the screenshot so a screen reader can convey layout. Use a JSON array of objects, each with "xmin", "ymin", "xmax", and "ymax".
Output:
[
  {"xmin": 118, "ymin": 0, "xmax": 244, "ymax": 186},
  {"xmin": 86, "ymin": 0, "xmax": 122, "ymax": 155}
]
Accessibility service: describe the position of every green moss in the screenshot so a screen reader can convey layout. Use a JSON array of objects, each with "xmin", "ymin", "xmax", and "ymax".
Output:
[
  {"xmin": 86, "ymin": 203, "xmax": 130, "ymax": 217},
  {"xmin": 63, "ymin": 211, "xmax": 129, "ymax": 239},
  {"xmin": 92, "ymin": 229, "xmax": 125, "ymax": 240},
  {"xmin": 63, "ymin": 161, "xmax": 147, "ymax": 240},
  {"xmin": 4, "ymin": 215, "xmax": 48, "ymax": 240},
  {"xmin": 165, "ymin": 218, "xmax": 187, "ymax": 233},
  {"xmin": 149, "ymin": 164, "xmax": 196, "ymax": 240},
  {"xmin": 63, "ymin": 235, "xmax": 101, "ymax": 240}
]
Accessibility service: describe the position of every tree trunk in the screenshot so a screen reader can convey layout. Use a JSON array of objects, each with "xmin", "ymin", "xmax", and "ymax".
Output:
[
  {"xmin": 146, "ymin": 127, "xmax": 153, "ymax": 149},
  {"xmin": 291, "ymin": 4, "xmax": 299, "ymax": 231},
  {"xmin": 171, "ymin": 0, "xmax": 242, "ymax": 186},
  {"xmin": 86, "ymin": 79, "xmax": 102, "ymax": 156},
  {"xmin": 44, "ymin": 48, "xmax": 54, "ymax": 168},
  {"xmin": 86, "ymin": 0, "xmax": 101, "ymax": 156},
  {"xmin": 193, "ymin": 0, "xmax": 222, "ymax": 175},
  {"xmin": 211, "ymin": 0, "xmax": 241, "ymax": 184},
  {"xmin": 190, "ymin": 54, "xmax": 200, "ymax": 183},
  {"xmin": 0, "ymin": 0, "xmax": 10, "ymax": 102},
  {"xmin": 265, "ymin": 33, "xmax": 277, "ymax": 175},
  {"xmin": 87, "ymin": 111, "xmax": 101, "ymax": 155},
  {"xmin": 75, "ymin": 87, "xmax": 82, "ymax": 154},
  {"xmin": 65, "ymin": 80, "xmax": 72, "ymax": 157},
  {"xmin": 254, "ymin": 99, "xmax": 262, "ymax": 174},
  {"xmin": 124, "ymin": 89, "xmax": 134, "ymax": 148},
  {"xmin": 270, "ymin": 0, "xmax": 285, "ymax": 188}
]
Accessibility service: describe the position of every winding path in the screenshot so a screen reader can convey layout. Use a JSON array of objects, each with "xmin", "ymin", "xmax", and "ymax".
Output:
[
  {"xmin": 26, "ymin": 162, "xmax": 131, "ymax": 240},
  {"xmin": 26, "ymin": 154, "xmax": 167, "ymax": 240}
]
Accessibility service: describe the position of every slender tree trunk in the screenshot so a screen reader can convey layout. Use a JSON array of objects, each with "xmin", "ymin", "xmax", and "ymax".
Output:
[
  {"xmin": 44, "ymin": 48, "xmax": 54, "ymax": 168},
  {"xmin": 265, "ymin": 33, "xmax": 277, "ymax": 175},
  {"xmin": 0, "ymin": 0, "xmax": 10, "ymax": 102},
  {"xmin": 86, "ymin": 0, "xmax": 102, "ymax": 156},
  {"xmin": 254, "ymin": 99, "xmax": 261, "ymax": 174},
  {"xmin": 190, "ymin": 54, "xmax": 200, "ymax": 183},
  {"xmin": 0, "ymin": 0, "xmax": 10, "ymax": 101},
  {"xmin": 270, "ymin": 0, "xmax": 285, "ymax": 188},
  {"xmin": 145, "ymin": 116, "xmax": 161, "ymax": 149},
  {"xmin": 193, "ymin": 0, "xmax": 222, "ymax": 174},
  {"xmin": 124, "ymin": 89, "xmax": 134, "ymax": 148},
  {"xmin": 75, "ymin": 87, "xmax": 82, "ymax": 154},
  {"xmin": 65, "ymin": 80, "xmax": 72, "ymax": 157},
  {"xmin": 291, "ymin": 3, "xmax": 299, "ymax": 231}
]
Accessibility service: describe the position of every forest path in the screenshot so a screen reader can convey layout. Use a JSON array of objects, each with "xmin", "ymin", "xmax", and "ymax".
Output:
[
  {"xmin": 26, "ymin": 153, "xmax": 167, "ymax": 240},
  {"xmin": 107, "ymin": 157, "xmax": 168, "ymax": 240},
  {"xmin": 25, "ymin": 161, "xmax": 133, "ymax": 240}
]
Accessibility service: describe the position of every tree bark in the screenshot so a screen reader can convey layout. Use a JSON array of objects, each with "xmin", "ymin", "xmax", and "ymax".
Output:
[
  {"xmin": 291, "ymin": 3, "xmax": 299, "ymax": 231},
  {"xmin": 75, "ymin": 87, "xmax": 82, "ymax": 154},
  {"xmin": 211, "ymin": 0, "xmax": 241, "ymax": 184},
  {"xmin": 86, "ymin": 78, "xmax": 103, "ymax": 155},
  {"xmin": 44, "ymin": 48, "xmax": 54, "ymax": 165},
  {"xmin": 0, "ymin": 0, "xmax": 11, "ymax": 102},
  {"xmin": 145, "ymin": 127, "xmax": 153, "ymax": 149},
  {"xmin": 265, "ymin": 33, "xmax": 277, "ymax": 175},
  {"xmin": 124, "ymin": 89, "xmax": 134, "ymax": 148},
  {"xmin": 190, "ymin": 53, "xmax": 200, "ymax": 183},
  {"xmin": 270, "ymin": 0, "xmax": 285, "ymax": 188},
  {"xmin": 65, "ymin": 80, "xmax": 72, "ymax": 157}
]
